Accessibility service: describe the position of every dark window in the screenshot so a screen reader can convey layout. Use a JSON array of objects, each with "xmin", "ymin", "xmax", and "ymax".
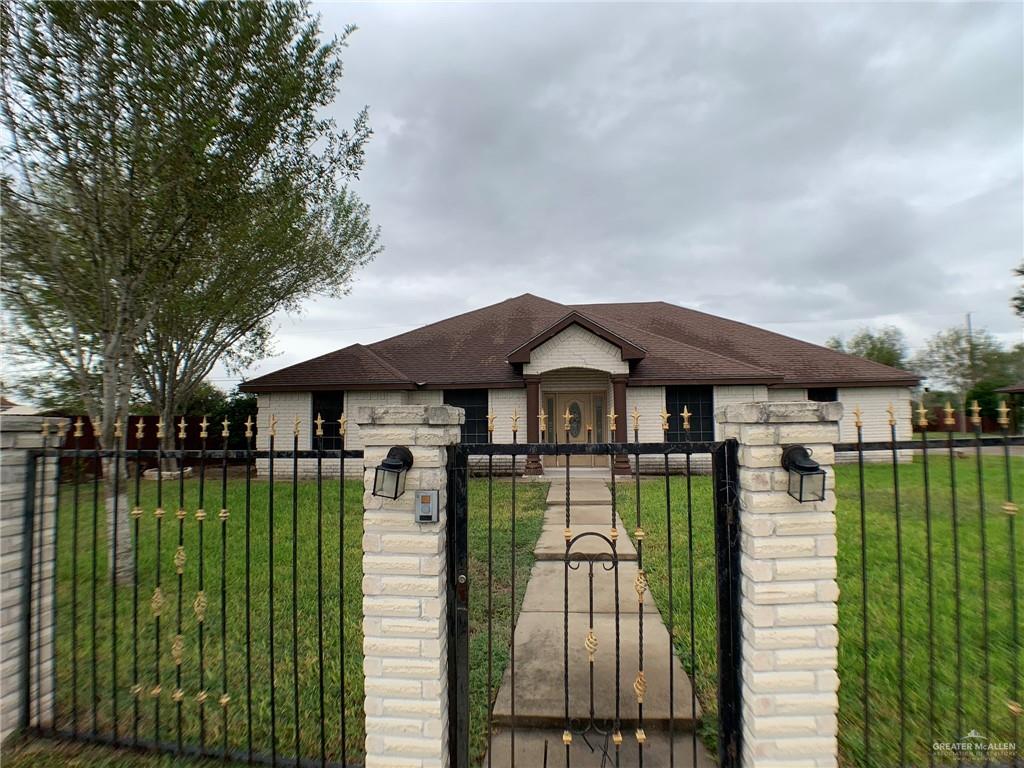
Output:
[
  {"xmin": 808, "ymin": 387, "xmax": 838, "ymax": 403},
  {"xmin": 665, "ymin": 386, "xmax": 715, "ymax": 442},
  {"xmin": 444, "ymin": 389, "xmax": 489, "ymax": 443},
  {"xmin": 311, "ymin": 391, "xmax": 345, "ymax": 450}
]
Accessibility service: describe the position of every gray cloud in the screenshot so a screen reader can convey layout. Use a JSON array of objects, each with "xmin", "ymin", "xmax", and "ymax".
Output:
[{"xmin": 232, "ymin": 1, "xmax": 1022, "ymax": 384}]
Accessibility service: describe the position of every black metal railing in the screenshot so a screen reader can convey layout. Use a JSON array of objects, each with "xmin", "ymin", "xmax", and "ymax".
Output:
[
  {"xmin": 836, "ymin": 415, "xmax": 1023, "ymax": 768},
  {"xmin": 446, "ymin": 433, "xmax": 741, "ymax": 768},
  {"xmin": 22, "ymin": 423, "xmax": 365, "ymax": 768}
]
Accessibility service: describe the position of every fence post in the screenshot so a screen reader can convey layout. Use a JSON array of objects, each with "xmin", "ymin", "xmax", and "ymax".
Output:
[
  {"xmin": 357, "ymin": 405, "xmax": 464, "ymax": 768},
  {"xmin": 0, "ymin": 415, "xmax": 62, "ymax": 743},
  {"xmin": 717, "ymin": 401, "xmax": 842, "ymax": 768}
]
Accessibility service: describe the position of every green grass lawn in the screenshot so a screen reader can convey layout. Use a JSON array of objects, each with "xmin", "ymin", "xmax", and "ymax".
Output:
[
  {"xmin": 616, "ymin": 453, "xmax": 1023, "ymax": 768},
  {"xmin": 3, "ymin": 474, "xmax": 547, "ymax": 768}
]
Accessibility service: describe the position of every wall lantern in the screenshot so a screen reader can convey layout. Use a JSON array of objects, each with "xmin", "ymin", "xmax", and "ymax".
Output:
[
  {"xmin": 781, "ymin": 445, "xmax": 826, "ymax": 503},
  {"xmin": 372, "ymin": 446, "xmax": 414, "ymax": 499}
]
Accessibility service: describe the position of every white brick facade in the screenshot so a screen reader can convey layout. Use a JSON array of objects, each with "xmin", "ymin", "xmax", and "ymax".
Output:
[
  {"xmin": 522, "ymin": 324, "xmax": 629, "ymax": 376},
  {"xmin": 717, "ymin": 401, "xmax": 841, "ymax": 768},
  {"xmin": 358, "ymin": 405, "xmax": 463, "ymax": 768}
]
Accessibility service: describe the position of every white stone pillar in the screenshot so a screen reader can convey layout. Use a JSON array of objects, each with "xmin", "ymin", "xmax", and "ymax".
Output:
[
  {"xmin": 0, "ymin": 415, "xmax": 62, "ymax": 741},
  {"xmin": 716, "ymin": 401, "xmax": 842, "ymax": 768},
  {"xmin": 357, "ymin": 405, "xmax": 463, "ymax": 768}
]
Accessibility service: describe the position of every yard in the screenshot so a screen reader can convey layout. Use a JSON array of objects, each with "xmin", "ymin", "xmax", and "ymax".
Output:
[
  {"xmin": 3, "ymin": 474, "xmax": 547, "ymax": 768},
  {"xmin": 615, "ymin": 452, "xmax": 1023, "ymax": 767}
]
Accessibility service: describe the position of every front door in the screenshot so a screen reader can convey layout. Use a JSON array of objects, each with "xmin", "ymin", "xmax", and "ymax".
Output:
[{"xmin": 546, "ymin": 392, "xmax": 607, "ymax": 467}]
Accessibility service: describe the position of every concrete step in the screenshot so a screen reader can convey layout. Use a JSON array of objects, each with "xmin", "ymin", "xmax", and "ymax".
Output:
[
  {"xmin": 491, "ymin": 611, "xmax": 701, "ymax": 727},
  {"xmin": 486, "ymin": 727, "xmax": 715, "ymax": 767}
]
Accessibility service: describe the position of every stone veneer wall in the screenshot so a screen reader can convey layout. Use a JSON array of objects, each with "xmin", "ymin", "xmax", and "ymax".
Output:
[{"xmin": 1, "ymin": 415, "xmax": 60, "ymax": 742}]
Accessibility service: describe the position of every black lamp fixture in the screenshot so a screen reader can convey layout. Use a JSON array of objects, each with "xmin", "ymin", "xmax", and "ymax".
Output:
[
  {"xmin": 781, "ymin": 445, "xmax": 826, "ymax": 503},
  {"xmin": 372, "ymin": 446, "xmax": 414, "ymax": 499}
]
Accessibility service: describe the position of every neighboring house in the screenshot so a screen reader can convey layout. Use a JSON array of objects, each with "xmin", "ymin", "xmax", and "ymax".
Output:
[{"xmin": 240, "ymin": 294, "xmax": 918, "ymax": 474}]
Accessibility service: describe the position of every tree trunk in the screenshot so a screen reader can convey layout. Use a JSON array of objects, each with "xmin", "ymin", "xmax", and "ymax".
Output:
[{"xmin": 103, "ymin": 457, "xmax": 133, "ymax": 586}]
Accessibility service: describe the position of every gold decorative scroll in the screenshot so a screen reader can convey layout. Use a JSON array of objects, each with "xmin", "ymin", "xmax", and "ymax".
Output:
[
  {"xmin": 195, "ymin": 508, "xmax": 206, "ymax": 522},
  {"xmin": 150, "ymin": 587, "xmax": 165, "ymax": 617},
  {"xmin": 176, "ymin": 508, "xmax": 187, "ymax": 521},
  {"xmin": 1004, "ymin": 502, "xmax": 1019, "ymax": 516},
  {"xmin": 634, "ymin": 527, "xmax": 645, "ymax": 541},
  {"xmin": 172, "ymin": 688, "xmax": 184, "ymax": 703},
  {"xmin": 131, "ymin": 684, "xmax": 143, "ymax": 698},
  {"xmin": 174, "ymin": 546, "xmax": 186, "ymax": 574},
  {"xmin": 634, "ymin": 569, "xmax": 648, "ymax": 604},
  {"xmin": 150, "ymin": 685, "xmax": 162, "ymax": 698},
  {"xmin": 154, "ymin": 507, "xmax": 165, "ymax": 519},
  {"xmin": 193, "ymin": 590, "xmax": 208, "ymax": 623},
  {"xmin": 633, "ymin": 671, "xmax": 647, "ymax": 703},
  {"xmin": 130, "ymin": 507, "xmax": 143, "ymax": 520},
  {"xmin": 563, "ymin": 528, "xmax": 572, "ymax": 543},
  {"xmin": 610, "ymin": 527, "xmax": 618, "ymax": 541},
  {"xmin": 219, "ymin": 508, "xmax": 229, "ymax": 521},
  {"xmin": 585, "ymin": 629, "xmax": 598, "ymax": 662},
  {"xmin": 219, "ymin": 693, "xmax": 231, "ymax": 708},
  {"xmin": 172, "ymin": 634, "xmax": 184, "ymax": 666},
  {"xmin": 196, "ymin": 690, "xmax": 208, "ymax": 704}
]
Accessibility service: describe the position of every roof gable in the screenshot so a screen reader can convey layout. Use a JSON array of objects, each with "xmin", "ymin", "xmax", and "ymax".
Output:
[{"xmin": 506, "ymin": 311, "xmax": 646, "ymax": 364}]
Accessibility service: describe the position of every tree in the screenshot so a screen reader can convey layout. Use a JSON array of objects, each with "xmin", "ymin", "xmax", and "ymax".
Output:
[
  {"xmin": 912, "ymin": 327, "xmax": 1017, "ymax": 426},
  {"xmin": 825, "ymin": 326, "xmax": 909, "ymax": 369},
  {"xmin": 1014, "ymin": 262, "xmax": 1024, "ymax": 318},
  {"xmin": 1, "ymin": 0, "xmax": 374, "ymax": 580}
]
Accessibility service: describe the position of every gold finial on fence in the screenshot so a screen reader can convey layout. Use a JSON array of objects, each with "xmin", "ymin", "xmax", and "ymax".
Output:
[
  {"xmin": 135, "ymin": 417, "xmax": 145, "ymax": 440},
  {"xmin": 156, "ymin": 418, "xmax": 165, "ymax": 439},
  {"xmin": 339, "ymin": 413, "xmax": 347, "ymax": 437},
  {"xmin": 997, "ymin": 400, "xmax": 1010, "ymax": 429},
  {"xmin": 660, "ymin": 408, "xmax": 670, "ymax": 433},
  {"xmin": 886, "ymin": 403, "xmax": 896, "ymax": 427},
  {"xmin": 853, "ymin": 406, "xmax": 863, "ymax": 429},
  {"xmin": 178, "ymin": 417, "xmax": 187, "ymax": 440},
  {"xmin": 244, "ymin": 415, "xmax": 254, "ymax": 439},
  {"xmin": 635, "ymin": 728, "xmax": 647, "ymax": 745},
  {"xmin": 562, "ymin": 731, "xmax": 573, "ymax": 746},
  {"xmin": 486, "ymin": 412, "xmax": 495, "ymax": 433},
  {"xmin": 114, "ymin": 417, "xmax": 123, "ymax": 439},
  {"xmin": 681, "ymin": 405, "xmax": 691, "ymax": 432},
  {"xmin": 1009, "ymin": 700, "xmax": 1023, "ymax": 717},
  {"xmin": 269, "ymin": 414, "xmax": 278, "ymax": 438},
  {"xmin": 537, "ymin": 408, "xmax": 547, "ymax": 437},
  {"xmin": 293, "ymin": 415, "xmax": 301, "ymax": 437},
  {"xmin": 943, "ymin": 401, "xmax": 955, "ymax": 427},
  {"xmin": 221, "ymin": 418, "xmax": 230, "ymax": 439},
  {"xmin": 612, "ymin": 731, "xmax": 623, "ymax": 747},
  {"xmin": 607, "ymin": 408, "xmax": 617, "ymax": 435},
  {"xmin": 510, "ymin": 408, "xmax": 519, "ymax": 435},
  {"xmin": 563, "ymin": 407, "xmax": 572, "ymax": 434},
  {"xmin": 199, "ymin": 416, "xmax": 209, "ymax": 439},
  {"xmin": 970, "ymin": 400, "xmax": 982, "ymax": 427},
  {"xmin": 314, "ymin": 413, "xmax": 324, "ymax": 437},
  {"xmin": 40, "ymin": 418, "xmax": 49, "ymax": 437},
  {"xmin": 631, "ymin": 406, "xmax": 641, "ymax": 432},
  {"xmin": 73, "ymin": 416, "xmax": 84, "ymax": 438},
  {"xmin": 916, "ymin": 402, "xmax": 929, "ymax": 429}
]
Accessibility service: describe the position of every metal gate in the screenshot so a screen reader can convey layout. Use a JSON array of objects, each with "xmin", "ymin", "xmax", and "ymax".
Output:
[{"xmin": 446, "ymin": 436, "xmax": 742, "ymax": 768}]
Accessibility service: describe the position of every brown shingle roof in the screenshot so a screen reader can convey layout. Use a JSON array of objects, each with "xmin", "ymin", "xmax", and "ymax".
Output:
[
  {"xmin": 997, "ymin": 380, "xmax": 1024, "ymax": 394},
  {"xmin": 240, "ymin": 294, "xmax": 919, "ymax": 392}
]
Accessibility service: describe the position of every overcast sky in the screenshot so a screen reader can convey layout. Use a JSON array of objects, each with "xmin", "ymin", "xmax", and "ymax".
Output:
[{"xmin": 221, "ymin": 1, "xmax": 1022, "ymax": 387}]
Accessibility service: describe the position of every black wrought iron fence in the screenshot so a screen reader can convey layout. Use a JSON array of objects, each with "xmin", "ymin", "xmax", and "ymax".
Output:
[
  {"xmin": 23, "ymin": 416, "xmax": 365, "ymax": 768},
  {"xmin": 837, "ymin": 402, "xmax": 1023, "ymax": 768}
]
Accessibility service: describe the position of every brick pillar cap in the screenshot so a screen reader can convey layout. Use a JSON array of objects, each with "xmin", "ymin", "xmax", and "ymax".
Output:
[
  {"xmin": 354, "ymin": 404, "xmax": 465, "ymax": 427},
  {"xmin": 715, "ymin": 400, "xmax": 843, "ymax": 424}
]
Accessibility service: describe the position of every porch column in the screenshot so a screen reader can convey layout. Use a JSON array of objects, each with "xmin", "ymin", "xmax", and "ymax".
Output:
[
  {"xmin": 524, "ymin": 376, "xmax": 543, "ymax": 475},
  {"xmin": 611, "ymin": 374, "xmax": 631, "ymax": 474}
]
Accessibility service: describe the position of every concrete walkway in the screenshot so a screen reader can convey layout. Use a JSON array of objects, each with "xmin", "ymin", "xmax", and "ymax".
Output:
[{"xmin": 487, "ymin": 476, "xmax": 713, "ymax": 767}]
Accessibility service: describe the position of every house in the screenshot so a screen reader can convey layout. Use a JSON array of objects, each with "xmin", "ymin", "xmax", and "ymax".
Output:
[{"xmin": 240, "ymin": 294, "xmax": 918, "ymax": 473}]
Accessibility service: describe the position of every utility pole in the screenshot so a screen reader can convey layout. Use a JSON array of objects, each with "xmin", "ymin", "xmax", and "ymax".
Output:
[{"xmin": 964, "ymin": 312, "xmax": 975, "ymax": 433}]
